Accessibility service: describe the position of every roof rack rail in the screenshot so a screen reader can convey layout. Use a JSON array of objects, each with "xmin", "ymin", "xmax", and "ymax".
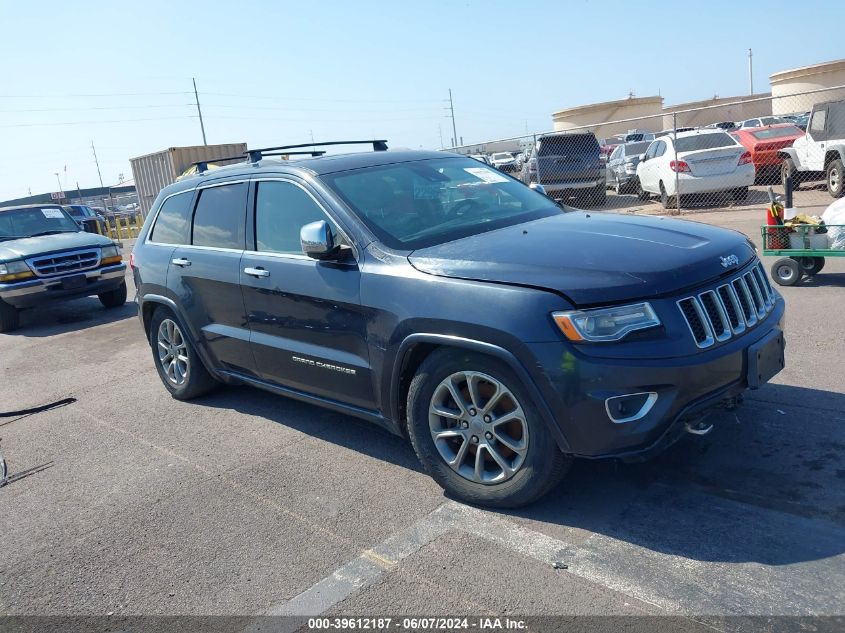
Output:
[
  {"xmin": 191, "ymin": 150, "xmax": 329, "ymax": 174},
  {"xmin": 190, "ymin": 156, "xmax": 245, "ymax": 174},
  {"xmin": 246, "ymin": 139, "xmax": 388, "ymax": 163}
]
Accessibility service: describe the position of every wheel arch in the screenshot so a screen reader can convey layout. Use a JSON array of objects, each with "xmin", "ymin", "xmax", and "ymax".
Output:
[
  {"xmin": 824, "ymin": 147, "xmax": 845, "ymax": 168},
  {"xmin": 139, "ymin": 294, "xmax": 220, "ymax": 378},
  {"xmin": 778, "ymin": 147, "xmax": 799, "ymax": 164},
  {"xmin": 389, "ymin": 333, "xmax": 572, "ymax": 453}
]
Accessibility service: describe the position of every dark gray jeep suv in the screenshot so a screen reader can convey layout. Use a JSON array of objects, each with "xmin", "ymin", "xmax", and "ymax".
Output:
[{"xmin": 132, "ymin": 141, "xmax": 785, "ymax": 507}]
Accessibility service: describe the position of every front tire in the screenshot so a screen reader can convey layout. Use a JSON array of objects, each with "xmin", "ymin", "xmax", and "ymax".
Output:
[
  {"xmin": 149, "ymin": 307, "xmax": 218, "ymax": 400},
  {"xmin": 827, "ymin": 158, "xmax": 844, "ymax": 198},
  {"xmin": 771, "ymin": 257, "xmax": 803, "ymax": 286},
  {"xmin": 98, "ymin": 280, "xmax": 127, "ymax": 308},
  {"xmin": 0, "ymin": 300, "xmax": 20, "ymax": 333},
  {"xmin": 406, "ymin": 349, "xmax": 571, "ymax": 508}
]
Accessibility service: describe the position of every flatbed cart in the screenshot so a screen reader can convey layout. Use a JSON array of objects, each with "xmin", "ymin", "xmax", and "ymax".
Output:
[{"xmin": 762, "ymin": 223, "xmax": 845, "ymax": 286}]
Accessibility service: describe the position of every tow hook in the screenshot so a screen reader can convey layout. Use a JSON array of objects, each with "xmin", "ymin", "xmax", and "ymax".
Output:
[{"xmin": 685, "ymin": 419, "xmax": 714, "ymax": 436}]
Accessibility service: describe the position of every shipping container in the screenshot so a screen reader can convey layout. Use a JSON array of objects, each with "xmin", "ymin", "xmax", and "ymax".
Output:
[{"xmin": 129, "ymin": 143, "xmax": 247, "ymax": 217}]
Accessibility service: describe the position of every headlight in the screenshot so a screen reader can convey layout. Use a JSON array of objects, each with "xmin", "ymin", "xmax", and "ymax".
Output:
[
  {"xmin": 101, "ymin": 244, "xmax": 122, "ymax": 264},
  {"xmin": 552, "ymin": 302, "xmax": 660, "ymax": 342},
  {"xmin": 0, "ymin": 260, "xmax": 34, "ymax": 282}
]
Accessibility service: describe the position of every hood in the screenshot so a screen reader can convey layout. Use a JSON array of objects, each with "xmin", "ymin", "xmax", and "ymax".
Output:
[
  {"xmin": 407, "ymin": 212, "xmax": 755, "ymax": 306},
  {"xmin": 0, "ymin": 231, "xmax": 115, "ymax": 261}
]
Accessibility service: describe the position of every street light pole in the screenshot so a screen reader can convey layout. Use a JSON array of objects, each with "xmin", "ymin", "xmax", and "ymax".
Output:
[
  {"xmin": 748, "ymin": 48, "xmax": 754, "ymax": 95},
  {"xmin": 54, "ymin": 172, "xmax": 62, "ymax": 196}
]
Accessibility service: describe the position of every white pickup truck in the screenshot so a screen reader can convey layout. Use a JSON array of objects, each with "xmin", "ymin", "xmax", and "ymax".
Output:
[{"xmin": 779, "ymin": 98, "xmax": 845, "ymax": 198}]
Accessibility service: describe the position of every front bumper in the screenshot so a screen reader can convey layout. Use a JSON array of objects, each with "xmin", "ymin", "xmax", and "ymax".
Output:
[
  {"xmin": 0, "ymin": 264, "xmax": 126, "ymax": 309},
  {"xmin": 525, "ymin": 297, "xmax": 785, "ymax": 458}
]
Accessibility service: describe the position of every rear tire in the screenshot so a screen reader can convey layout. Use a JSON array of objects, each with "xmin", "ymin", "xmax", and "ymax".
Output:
[
  {"xmin": 791, "ymin": 256, "xmax": 825, "ymax": 276},
  {"xmin": 406, "ymin": 349, "xmax": 571, "ymax": 508},
  {"xmin": 771, "ymin": 257, "xmax": 803, "ymax": 286},
  {"xmin": 98, "ymin": 280, "xmax": 127, "ymax": 308},
  {"xmin": 659, "ymin": 181, "xmax": 675, "ymax": 210},
  {"xmin": 0, "ymin": 300, "xmax": 20, "ymax": 333},
  {"xmin": 731, "ymin": 186, "xmax": 749, "ymax": 202},
  {"xmin": 586, "ymin": 184, "xmax": 606, "ymax": 206},
  {"xmin": 149, "ymin": 307, "xmax": 218, "ymax": 400},
  {"xmin": 826, "ymin": 158, "xmax": 844, "ymax": 198}
]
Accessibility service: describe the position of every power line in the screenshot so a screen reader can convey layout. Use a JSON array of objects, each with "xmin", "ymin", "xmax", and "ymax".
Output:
[
  {"xmin": 0, "ymin": 115, "xmax": 196, "ymax": 128},
  {"xmin": 0, "ymin": 104, "xmax": 194, "ymax": 113},
  {"xmin": 201, "ymin": 91, "xmax": 444, "ymax": 104},
  {"xmin": 0, "ymin": 91, "xmax": 192, "ymax": 98}
]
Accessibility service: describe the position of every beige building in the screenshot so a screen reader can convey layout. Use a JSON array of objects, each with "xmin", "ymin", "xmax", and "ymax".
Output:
[
  {"xmin": 552, "ymin": 96, "xmax": 663, "ymax": 138},
  {"xmin": 662, "ymin": 93, "xmax": 772, "ymax": 129},
  {"xmin": 770, "ymin": 59, "xmax": 845, "ymax": 115}
]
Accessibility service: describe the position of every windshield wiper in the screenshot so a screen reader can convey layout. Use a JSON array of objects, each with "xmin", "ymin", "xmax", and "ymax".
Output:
[{"xmin": 27, "ymin": 229, "xmax": 78, "ymax": 237}]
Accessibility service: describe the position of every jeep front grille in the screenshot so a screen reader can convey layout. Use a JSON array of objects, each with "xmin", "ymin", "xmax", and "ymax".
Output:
[
  {"xmin": 25, "ymin": 249, "xmax": 101, "ymax": 277},
  {"xmin": 677, "ymin": 262, "xmax": 774, "ymax": 349}
]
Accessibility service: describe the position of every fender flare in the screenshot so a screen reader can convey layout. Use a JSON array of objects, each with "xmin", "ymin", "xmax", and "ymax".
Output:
[
  {"xmin": 390, "ymin": 333, "xmax": 572, "ymax": 453},
  {"xmin": 777, "ymin": 147, "xmax": 799, "ymax": 164}
]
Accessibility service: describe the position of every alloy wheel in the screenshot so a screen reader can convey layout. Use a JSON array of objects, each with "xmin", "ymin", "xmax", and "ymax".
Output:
[
  {"xmin": 428, "ymin": 371, "xmax": 529, "ymax": 485},
  {"xmin": 830, "ymin": 165, "xmax": 841, "ymax": 193},
  {"xmin": 157, "ymin": 318, "xmax": 189, "ymax": 386}
]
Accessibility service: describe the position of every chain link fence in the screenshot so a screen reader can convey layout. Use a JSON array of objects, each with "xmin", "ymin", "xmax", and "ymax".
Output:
[{"xmin": 453, "ymin": 85, "xmax": 845, "ymax": 217}]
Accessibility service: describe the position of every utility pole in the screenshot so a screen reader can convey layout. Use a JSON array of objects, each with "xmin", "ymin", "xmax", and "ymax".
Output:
[
  {"xmin": 448, "ymin": 88, "xmax": 458, "ymax": 149},
  {"xmin": 438, "ymin": 124, "xmax": 444, "ymax": 149},
  {"xmin": 193, "ymin": 77, "xmax": 207, "ymax": 146},
  {"xmin": 54, "ymin": 172, "xmax": 62, "ymax": 194},
  {"xmin": 748, "ymin": 48, "xmax": 754, "ymax": 95},
  {"xmin": 91, "ymin": 141, "xmax": 104, "ymax": 188}
]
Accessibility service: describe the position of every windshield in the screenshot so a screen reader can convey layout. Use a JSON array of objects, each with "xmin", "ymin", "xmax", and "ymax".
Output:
[
  {"xmin": 752, "ymin": 126, "xmax": 802, "ymax": 140},
  {"xmin": 0, "ymin": 206, "xmax": 80, "ymax": 239},
  {"xmin": 322, "ymin": 157, "xmax": 560, "ymax": 249},
  {"xmin": 675, "ymin": 133, "xmax": 738, "ymax": 152},
  {"xmin": 625, "ymin": 141, "xmax": 651, "ymax": 155}
]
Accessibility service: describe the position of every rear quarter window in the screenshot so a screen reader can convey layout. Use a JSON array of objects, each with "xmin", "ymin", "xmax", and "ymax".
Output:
[
  {"xmin": 149, "ymin": 191, "xmax": 194, "ymax": 245},
  {"xmin": 191, "ymin": 182, "xmax": 247, "ymax": 249}
]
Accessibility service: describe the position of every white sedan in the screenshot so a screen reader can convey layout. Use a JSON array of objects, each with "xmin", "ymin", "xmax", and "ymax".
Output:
[{"xmin": 635, "ymin": 130, "xmax": 755, "ymax": 208}]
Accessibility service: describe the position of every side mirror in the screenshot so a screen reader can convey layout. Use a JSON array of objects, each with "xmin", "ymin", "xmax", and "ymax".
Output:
[
  {"xmin": 638, "ymin": 154, "xmax": 647, "ymax": 162},
  {"xmin": 529, "ymin": 183, "xmax": 547, "ymax": 196},
  {"xmin": 300, "ymin": 220, "xmax": 338, "ymax": 260}
]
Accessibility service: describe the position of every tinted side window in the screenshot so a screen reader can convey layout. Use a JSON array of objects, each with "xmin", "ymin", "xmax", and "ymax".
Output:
[
  {"xmin": 149, "ymin": 192, "xmax": 194, "ymax": 245},
  {"xmin": 192, "ymin": 183, "xmax": 247, "ymax": 249},
  {"xmin": 644, "ymin": 142, "xmax": 658, "ymax": 159},
  {"xmin": 653, "ymin": 141, "xmax": 667, "ymax": 157},
  {"xmin": 255, "ymin": 181, "xmax": 338, "ymax": 254},
  {"xmin": 828, "ymin": 102, "xmax": 845, "ymax": 139}
]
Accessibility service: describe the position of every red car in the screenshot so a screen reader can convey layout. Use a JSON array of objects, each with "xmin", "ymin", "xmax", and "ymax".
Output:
[{"xmin": 730, "ymin": 124, "xmax": 804, "ymax": 183}]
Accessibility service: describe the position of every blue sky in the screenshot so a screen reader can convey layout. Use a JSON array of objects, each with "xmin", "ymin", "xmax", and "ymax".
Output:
[{"xmin": 1, "ymin": 0, "xmax": 842, "ymax": 201}]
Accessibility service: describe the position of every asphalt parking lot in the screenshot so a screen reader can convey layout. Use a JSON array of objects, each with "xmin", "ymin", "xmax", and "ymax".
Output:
[{"xmin": 1, "ymin": 209, "xmax": 844, "ymax": 630}]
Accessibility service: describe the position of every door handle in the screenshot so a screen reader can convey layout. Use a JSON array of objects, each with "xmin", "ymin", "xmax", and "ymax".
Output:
[
  {"xmin": 244, "ymin": 267, "xmax": 270, "ymax": 278},
  {"xmin": 171, "ymin": 257, "xmax": 191, "ymax": 267}
]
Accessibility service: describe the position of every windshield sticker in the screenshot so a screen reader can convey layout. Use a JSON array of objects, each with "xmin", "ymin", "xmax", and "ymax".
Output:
[
  {"xmin": 41, "ymin": 209, "xmax": 65, "ymax": 219},
  {"xmin": 463, "ymin": 167, "xmax": 509, "ymax": 184}
]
